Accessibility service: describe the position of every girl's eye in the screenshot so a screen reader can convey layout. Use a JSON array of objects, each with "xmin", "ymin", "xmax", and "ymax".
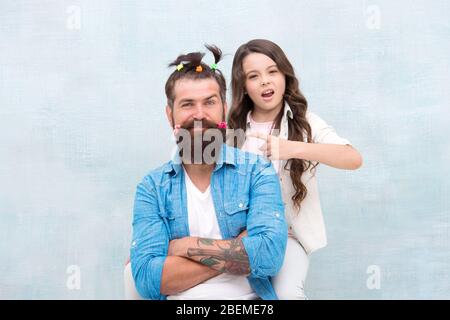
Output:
[
  {"xmin": 249, "ymin": 74, "xmax": 257, "ymax": 79},
  {"xmin": 269, "ymin": 70, "xmax": 278, "ymax": 74}
]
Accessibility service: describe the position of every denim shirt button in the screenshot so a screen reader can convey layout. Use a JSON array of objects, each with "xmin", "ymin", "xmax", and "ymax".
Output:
[{"xmin": 238, "ymin": 203, "xmax": 244, "ymax": 208}]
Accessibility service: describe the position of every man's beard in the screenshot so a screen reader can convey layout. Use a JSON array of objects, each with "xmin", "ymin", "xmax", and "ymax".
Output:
[{"xmin": 174, "ymin": 119, "xmax": 226, "ymax": 165}]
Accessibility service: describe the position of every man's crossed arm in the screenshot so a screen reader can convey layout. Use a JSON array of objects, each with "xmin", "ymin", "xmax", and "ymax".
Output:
[{"xmin": 160, "ymin": 231, "xmax": 248, "ymax": 295}]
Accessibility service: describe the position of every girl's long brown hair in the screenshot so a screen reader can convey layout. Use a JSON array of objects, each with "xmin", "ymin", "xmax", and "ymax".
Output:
[{"xmin": 228, "ymin": 39, "xmax": 317, "ymax": 211}]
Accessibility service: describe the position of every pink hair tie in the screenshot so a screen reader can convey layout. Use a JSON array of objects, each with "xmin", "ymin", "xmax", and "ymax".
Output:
[
  {"xmin": 174, "ymin": 124, "xmax": 181, "ymax": 135},
  {"xmin": 217, "ymin": 121, "xmax": 227, "ymax": 129}
]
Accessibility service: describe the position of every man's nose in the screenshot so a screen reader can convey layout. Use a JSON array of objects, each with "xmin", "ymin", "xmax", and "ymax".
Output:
[{"xmin": 192, "ymin": 105, "xmax": 206, "ymax": 119}]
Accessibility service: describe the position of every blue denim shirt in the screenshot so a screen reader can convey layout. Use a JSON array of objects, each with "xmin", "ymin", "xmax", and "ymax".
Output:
[{"xmin": 130, "ymin": 143, "xmax": 288, "ymax": 300}]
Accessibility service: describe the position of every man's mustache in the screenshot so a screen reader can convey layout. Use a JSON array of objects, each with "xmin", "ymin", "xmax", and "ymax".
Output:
[
  {"xmin": 178, "ymin": 119, "xmax": 219, "ymax": 130},
  {"xmin": 173, "ymin": 119, "xmax": 226, "ymax": 165}
]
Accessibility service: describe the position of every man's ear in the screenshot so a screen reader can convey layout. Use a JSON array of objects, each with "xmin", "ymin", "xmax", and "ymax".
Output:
[{"xmin": 165, "ymin": 105, "xmax": 174, "ymax": 128}]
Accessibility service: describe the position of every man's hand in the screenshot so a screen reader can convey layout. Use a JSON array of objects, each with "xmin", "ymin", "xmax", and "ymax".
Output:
[
  {"xmin": 237, "ymin": 229, "xmax": 248, "ymax": 239},
  {"xmin": 168, "ymin": 238, "xmax": 183, "ymax": 257},
  {"xmin": 168, "ymin": 237, "xmax": 195, "ymax": 256}
]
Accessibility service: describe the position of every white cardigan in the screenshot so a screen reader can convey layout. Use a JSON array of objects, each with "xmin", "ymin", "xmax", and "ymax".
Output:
[{"xmin": 241, "ymin": 104, "xmax": 351, "ymax": 254}]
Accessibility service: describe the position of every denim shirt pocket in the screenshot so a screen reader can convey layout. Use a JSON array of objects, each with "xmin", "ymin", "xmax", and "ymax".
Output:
[
  {"xmin": 224, "ymin": 197, "xmax": 249, "ymax": 237},
  {"xmin": 158, "ymin": 208, "xmax": 185, "ymax": 240}
]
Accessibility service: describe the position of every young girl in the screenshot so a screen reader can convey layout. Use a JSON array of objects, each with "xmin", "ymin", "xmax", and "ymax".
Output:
[{"xmin": 227, "ymin": 39, "xmax": 363, "ymax": 299}]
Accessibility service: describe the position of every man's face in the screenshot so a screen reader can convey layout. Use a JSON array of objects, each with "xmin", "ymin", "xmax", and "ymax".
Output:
[
  {"xmin": 167, "ymin": 78, "xmax": 226, "ymax": 129},
  {"xmin": 166, "ymin": 78, "xmax": 227, "ymax": 164}
]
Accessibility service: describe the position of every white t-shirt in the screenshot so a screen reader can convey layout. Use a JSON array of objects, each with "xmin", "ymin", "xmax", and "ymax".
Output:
[
  {"xmin": 167, "ymin": 169, "xmax": 257, "ymax": 300},
  {"xmin": 245, "ymin": 114, "xmax": 282, "ymax": 173}
]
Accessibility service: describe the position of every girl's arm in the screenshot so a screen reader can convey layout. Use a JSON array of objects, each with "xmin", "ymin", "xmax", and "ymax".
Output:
[
  {"xmin": 293, "ymin": 142, "xmax": 362, "ymax": 170},
  {"xmin": 248, "ymin": 132, "xmax": 363, "ymax": 170}
]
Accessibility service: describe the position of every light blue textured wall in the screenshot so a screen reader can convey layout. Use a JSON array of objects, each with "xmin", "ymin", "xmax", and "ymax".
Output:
[{"xmin": 1, "ymin": 0, "xmax": 449, "ymax": 299}]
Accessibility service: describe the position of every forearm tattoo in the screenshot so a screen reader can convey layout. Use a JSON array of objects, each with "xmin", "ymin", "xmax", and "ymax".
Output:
[{"xmin": 186, "ymin": 238, "xmax": 250, "ymax": 275}]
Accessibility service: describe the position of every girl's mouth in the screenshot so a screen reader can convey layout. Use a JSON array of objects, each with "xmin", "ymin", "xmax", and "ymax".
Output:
[{"xmin": 261, "ymin": 89, "xmax": 274, "ymax": 101}]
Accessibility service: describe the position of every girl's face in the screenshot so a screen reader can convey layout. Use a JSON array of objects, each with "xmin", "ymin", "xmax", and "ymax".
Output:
[{"xmin": 242, "ymin": 53, "xmax": 286, "ymax": 116}]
